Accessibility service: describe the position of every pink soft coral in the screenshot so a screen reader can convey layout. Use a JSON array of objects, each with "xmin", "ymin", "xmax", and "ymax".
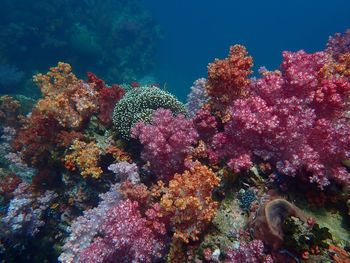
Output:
[
  {"xmin": 211, "ymin": 49, "xmax": 350, "ymax": 188},
  {"xmin": 131, "ymin": 108, "xmax": 198, "ymax": 181},
  {"xmin": 79, "ymin": 199, "xmax": 168, "ymax": 263}
]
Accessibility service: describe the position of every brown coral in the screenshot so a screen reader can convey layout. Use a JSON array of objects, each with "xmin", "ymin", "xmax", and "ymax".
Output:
[{"xmin": 0, "ymin": 95, "xmax": 21, "ymax": 127}]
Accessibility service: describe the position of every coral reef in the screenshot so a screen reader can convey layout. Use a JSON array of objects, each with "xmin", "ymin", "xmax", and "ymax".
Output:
[
  {"xmin": 1, "ymin": 29, "xmax": 350, "ymax": 263},
  {"xmin": 58, "ymin": 183, "xmax": 123, "ymax": 263},
  {"xmin": 1, "ymin": 183, "xmax": 57, "ymax": 236},
  {"xmin": 64, "ymin": 140, "xmax": 102, "ymax": 179},
  {"xmin": 86, "ymin": 72, "xmax": 125, "ymax": 127},
  {"xmin": 226, "ymin": 239, "xmax": 273, "ymax": 263},
  {"xmin": 79, "ymin": 199, "xmax": 169, "ymax": 263},
  {"xmin": 186, "ymin": 78, "xmax": 209, "ymax": 118}
]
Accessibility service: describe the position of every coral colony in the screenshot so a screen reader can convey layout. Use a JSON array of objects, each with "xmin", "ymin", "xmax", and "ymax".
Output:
[{"xmin": 0, "ymin": 29, "xmax": 350, "ymax": 263}]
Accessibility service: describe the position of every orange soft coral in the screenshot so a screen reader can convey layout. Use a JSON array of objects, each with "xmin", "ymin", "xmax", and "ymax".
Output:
[
  {"xmin": 34, "ymin": 63, "xmax": 98, "ymax": 129},
  {"xmin": 118, "ymin": 180, "xmax": 151, "ymax": 211},
  {"xmin": 206, "ymin": 45, "xmax": 253, "ymax": 119},
  {"xmin": 64, "ymin": 140, "xmax": 102, "ymax": 179},
  {"xmin": 33, "ymin": 62, "xmax": 77, "ymax": 96},
  {"xmin": 105, "ymin": 146, "xmax": 132, "ymax": 163},
  {"xmin": 153, "ymin": 162, "xmax": 220, "ymax": 243},
  {"xmin": 35, "ymin": 80, "xmax": 98, "ymax": 129}
]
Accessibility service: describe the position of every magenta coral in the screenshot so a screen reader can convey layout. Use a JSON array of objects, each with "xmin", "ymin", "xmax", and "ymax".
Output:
[
  {"xmin": 279, "ymin": 50, "xmax": 349, "ymax": 119},
  {"xmin": 131, "ymin": 108, "xmax": 198, "ymax": 181},
  {"xmin": 79, "ymin": 199, "xmax": 168, "ymax": 263},
  {"xmin": 192, "ymin": 109, "xmax": 218, "ymax": 144},
  {"xmin": 212, "ymin": 49, "xmax": 350, "ymax": 188},
  {"xmin": 226, "ymin": 239, "xmax": 273, "ymax": 263},
  {"xmin": 326, "ymin": 29, "xmax": 350, "ymax": 59}
]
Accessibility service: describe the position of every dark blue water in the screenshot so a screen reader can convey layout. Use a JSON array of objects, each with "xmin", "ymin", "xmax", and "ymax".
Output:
[{"xmin": 141, "ymin": 0, "xmax": 350, "ymax": 101}]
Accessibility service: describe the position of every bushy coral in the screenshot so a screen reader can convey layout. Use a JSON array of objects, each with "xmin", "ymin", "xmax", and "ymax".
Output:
[
  {"xmin": 79, "ymin": 199, "xmax": 169, "ymax": 263},
  {"xmin": 86, "ymin": 72, "xmax": 125, "ymax": 126},
  {"xmin": 34, "ymin": 63, "xmax": 98, "ymax": 129},
  {"xmin": 326, "ymin": 29, "xmax": 350, "ymax": 59},
  {"xmin": 0, "ymin": 95, "xmax": 21, "ymax": 127},
  {"xmin": 0, "ymin": 173, "xmax": 22, "ymax": 203},
  {"xmin": 13, "ymin": 108, "xmax": 59, "ymax": 167},
  {"xmin": 107, "ymin": 161, "xmax": 140, "ymax": 185},
  {"xmin": 64, "ymin": 140, "xmax": 102, "ymax": 179},
  {"xmin": 13, "ymin": 63, "xmax": 99, "ymax": 168},
  {"xmin": 205, "ymin": 45, "xmax": 253, "ymax": 119},
  {"xmin": 211, "ymin": 49, "xmax": 350, "ymax": 188},
  {"xmin": 192, "ymin": 108, "xmax": 218, "ymax": 144},
  {"xmin": 113, "ymin": 86, "xmax": 187, "ymax": 139},
  {"xmin": 153, "ymin": 162, "xmax": 220, "ymax": 243},
  {"xmin": 59, "ymin": 183, "xmax": 123, "ymax": 263},
  {"xmin": 33, "ymin": 62, "xmax": 78, "ymax": 96},
  {"xmin": 131, "ymin": 108, "xmax": 198, "ymax": 181},
  {"xmin": 1, "ymin": 182, "xmax": 57, "ymax": 237}
]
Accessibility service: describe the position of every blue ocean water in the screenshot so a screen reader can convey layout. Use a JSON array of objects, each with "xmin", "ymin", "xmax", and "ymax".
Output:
[{"xmin": 141, "ymin": 0, "xmax": 350, "ymax": 101}]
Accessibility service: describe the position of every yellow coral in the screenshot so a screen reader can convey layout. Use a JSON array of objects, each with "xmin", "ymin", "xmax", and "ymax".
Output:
[
  {"xmin": 64, "ymin": 140, "xmax": 102, "ymax": 179},
  {"xmin": 319, "ymin": 53, "xmax": 350, "ymax": 80}
]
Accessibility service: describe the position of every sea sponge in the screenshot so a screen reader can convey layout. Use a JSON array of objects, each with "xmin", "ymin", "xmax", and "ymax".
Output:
[{"xmin": 251, "ymin": 199, "xmax": 306, "ymax": 252}]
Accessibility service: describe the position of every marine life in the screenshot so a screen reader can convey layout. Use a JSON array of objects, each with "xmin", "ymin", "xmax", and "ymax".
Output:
[{"xmin": 0, "ymin": 1, "xmax": 350, "ymax": 262}]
